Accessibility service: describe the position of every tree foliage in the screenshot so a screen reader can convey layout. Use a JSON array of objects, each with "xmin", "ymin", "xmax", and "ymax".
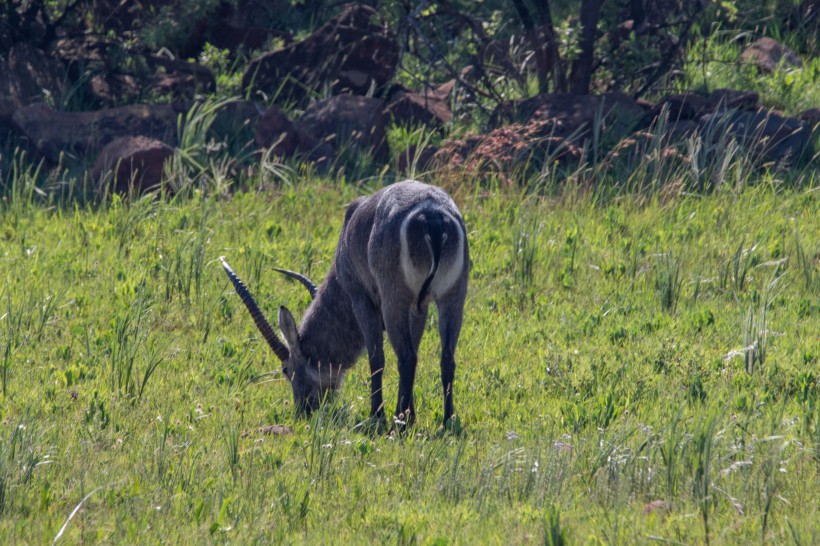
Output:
[{"xmin": 1, "ymin": 0, "xmax": 817, "ymax": 104}]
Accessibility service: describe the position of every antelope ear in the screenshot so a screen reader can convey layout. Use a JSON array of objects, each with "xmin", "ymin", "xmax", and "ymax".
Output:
[{"xmin": 278, "ymin": 306, "xmax": 302, "ymax": 357}]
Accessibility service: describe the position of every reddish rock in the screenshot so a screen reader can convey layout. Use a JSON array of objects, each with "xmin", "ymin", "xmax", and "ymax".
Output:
[
  {"xmin": 92, "ymin": 136, "xmax": 174, "ymax": 196},
  {"xmin": 242, "ymin": 4, "xmax": 398, "ymax": 104},
  {"xmin": 299, "ymin": 95, "xmax": 389, "ymax": 162},
  {"xmin": 431, "ymin": 138, "xmax": 477, "ymax": 168},
  {"xmin": 741, "ymin": 37, "xmax": 803, "ymax": 73},
  {"xmin": 11, "ymin": 103, "xmax": 181, "ymax": 162},
  {"xmin": 425, "ymin": 118, "xmax": 584, "ymax": 184}
]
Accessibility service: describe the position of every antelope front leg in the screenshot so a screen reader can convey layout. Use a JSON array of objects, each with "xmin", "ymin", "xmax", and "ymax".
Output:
[{"xmin": 350, "ymin": 297, "xmax": 387, "ymax": 424}]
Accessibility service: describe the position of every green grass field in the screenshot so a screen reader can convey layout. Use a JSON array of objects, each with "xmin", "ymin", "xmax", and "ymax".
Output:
[{"xmin": 1, "ymin": 171, "xmax": 819, "ymax": 544}]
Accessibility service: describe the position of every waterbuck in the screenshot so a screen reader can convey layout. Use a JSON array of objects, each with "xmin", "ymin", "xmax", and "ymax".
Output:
[{"xmin": 221, "ymin": 180, "xmax": 468, "ymax": 427}]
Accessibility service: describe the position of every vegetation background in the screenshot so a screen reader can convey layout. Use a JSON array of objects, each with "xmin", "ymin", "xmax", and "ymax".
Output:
[{"xmin": 1, "ymin": 0, "xmax": 819, "ymax": 544}]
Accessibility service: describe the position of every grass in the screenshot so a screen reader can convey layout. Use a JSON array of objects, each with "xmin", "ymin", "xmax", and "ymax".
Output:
[
  {"xmin": 0, "ymin": 160, "xmax": 819, "ymax": 543},
  {"xmin": 1, "ymin": 5, "xmax": 817, "ymax": 540}
]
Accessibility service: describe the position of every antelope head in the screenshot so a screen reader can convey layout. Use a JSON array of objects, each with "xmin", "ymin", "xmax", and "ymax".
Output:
[{"xmin": 220, "ymin": 257, "xmax": 332, "ymax": 414}]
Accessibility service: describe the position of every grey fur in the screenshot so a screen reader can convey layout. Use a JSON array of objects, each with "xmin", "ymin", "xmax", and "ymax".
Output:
[{"xmin": 225, "ymin": 180, "xmax": 468, "ymax": 426}]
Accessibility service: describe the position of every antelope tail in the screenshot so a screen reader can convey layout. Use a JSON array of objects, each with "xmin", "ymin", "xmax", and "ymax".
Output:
[{"xmin": 416, "ymin": 215, "xmax": 444, "ymax": 312}]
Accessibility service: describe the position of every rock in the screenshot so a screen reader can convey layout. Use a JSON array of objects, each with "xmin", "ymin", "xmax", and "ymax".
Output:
[
  {"xmin": 51, "ymin": 37, "xmax": 138, "ymax": 105},
  {"xmin": 430, "ymin": 138, "xmax": 476, "ymax": 168},
  {"xmin": 491, "ymin": 92, "xmax": 646, "ymax": 144},
  {"xmin": 425, "ymin": 120, "xmax": 583, "ymax": 184},
  {"xmin": 87, "ymin": 73, "xmax": 142, "ymax": 106},
  {"xmin": 603, "ymin": 131, "xmax": 688, "ymax": 166},
  {"xmin": 51, "ymin": 36, "xmax": 114, "ymax": 68},
  {"xmin": 87, "ymin": 63, "xmax": 214, "ymax": 107},
  {"xmin": 51, "ymin": 37, "xmax": 215, "ymax": 105},
  {"xmin": 641, "ymin": 90, "xmax": 759, "ymax": 130},
  {"xmin": 637, "ymin": 89, "xmax": 759, "ymax": 135},
  {"xmin": 799, "ymin": 0, "xmax": 819, "ymax": 20},
  {"xmin": 186, "ymin": 0, "xmax": 293, "ymax": 55},
  {"xmin": 242, "ymin": 4, "xmax": 398, "ymax": 104},
  {"xmin": 299, "ymin": 95, "xmax": 389, "ymax": 162},
  {"xmin": 741, "ymin": 37, "xmax": 803, "ymax": 73},
  {"xmin": 91, "ymin": 136, "xmax": 174, "ymax": 196},
  {"xmin": 665, "ymin": 119, "xmax": 699, "ymax": 141},
  {"xmin": 706, "ymin": 89, "xmax": 759, "ymax": 111},
  {"xmin": 210, "ymin": 99, "xmax": 263, "ymax": 145},
  {"xmin": 396, "ymin": 143, "xmax": 440, "ymax": 174},
  {"xmin": 385, "ymin": 91, "xmax": 451, "ymax": 128},
  {"xmin": 799, "ymin": 108, "xmax": 820, "ymax": 127},
  {"xmin": 255, "ymin": 105, "xmax": 334, "ymax": 167},
  {"xmin": 641, "ymin": 93, "xmax": 711, "ymax": 125},
  {"xmin": 471, "ymin": 34, "xmax": 529, "ymax": 87},
  {"xmin": 207, "ymin": 22, "xmax": 287, "ymax": 53},
  {"xmin": 89, "ymin": 0, "xmax": 157, "ymax": 35},
  {"xmin": 146, "ymin": 55, "xmax": 216, "ymax": 100},
  {"xmin": 149, "ymin": 72, "xmax": 206, "ymax": 101},
  {"xmin": 698, "ymin": 110, "xmax": 809, "ymax": 165},
  {"xmin": 432, "ymin": 79, "xmax": 456, "ymax": 102},
  {"xmin": 11, "ymin": 103, "xmax": 181, "ymax": 162},
  {"xmin": 0, "ymin": 44, "xmax": 64, "ymax": 130},
  {"xmin": 605, "ymin": 131, "xmax": 659, "ymax": 163},
  {"xmin": 255, "ymin": 105, "xmax": 297, "ymax": 153},
  {"xmin": 385, "ymin": 81, "xmax": 454, "ymax": 128}
]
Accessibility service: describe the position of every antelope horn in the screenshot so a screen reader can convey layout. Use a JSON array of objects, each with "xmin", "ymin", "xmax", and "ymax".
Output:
[
  {"xmin": 273, "ymin": 267, "xmax": 318, "ymax": 300},
  {"xmin": 220, "ymin": 257, "xmax": 290, "ymax": 363}
]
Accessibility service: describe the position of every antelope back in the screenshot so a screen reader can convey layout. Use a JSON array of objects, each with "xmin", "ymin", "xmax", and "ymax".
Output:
[{"xmin": 339, "ymin": 180, "xmax": 467, "ymax": 308}]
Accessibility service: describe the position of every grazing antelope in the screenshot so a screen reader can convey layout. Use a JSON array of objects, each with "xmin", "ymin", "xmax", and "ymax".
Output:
[{"xmin": 221, "ymin": 180, "xmax": 468, "ymax": 427}]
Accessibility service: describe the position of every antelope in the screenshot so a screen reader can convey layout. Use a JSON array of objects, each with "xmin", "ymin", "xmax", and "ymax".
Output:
[{"xmin": 221, "ymin": 180, "xmax": 468, "ymax": 427}]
